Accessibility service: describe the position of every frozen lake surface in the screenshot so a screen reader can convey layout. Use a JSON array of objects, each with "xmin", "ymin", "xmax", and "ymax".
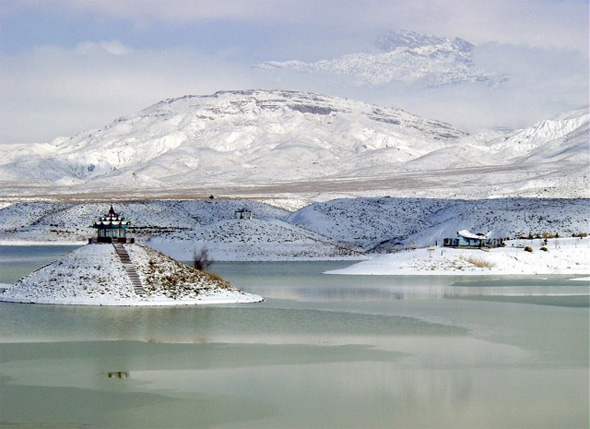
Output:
[{"xmin": 1, "ymin": 246, "xmax": 588, "ymax": 428}]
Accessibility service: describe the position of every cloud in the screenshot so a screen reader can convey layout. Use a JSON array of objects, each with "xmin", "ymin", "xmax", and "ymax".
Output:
[
  {"xmin": 14, "ymin": 0, "xmax": 303, "ymax": 27},
  {"xmin": 399, "ymin": 42, "xmax": 589, "ymax": 130},
  {"xmin": 5, "ymin": 0, "xmax": 588, "ymax": 53},
  {"xmin": 0, "ymin": 43, "xmax": 256, "ymax": 142},
  {"xmin": 58, "ymin": 0, "xmax": 590, "ymax": 51},
  {"xmin": 74, "ymin": 40, "xmax": 133, "ymax": 56},
  {"xmin": 250, "ymin": 40, "xmax": 588, "ymax": 131},
  {"xmin": 0, "ymin": 0, "xmax": 587, "ymax": 141}
]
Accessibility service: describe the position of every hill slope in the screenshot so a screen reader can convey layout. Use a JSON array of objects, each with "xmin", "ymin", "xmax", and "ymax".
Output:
[
  {"xmin": 0, "ymin": 90, "xmax": 587, "ymax": 200},
  {"xmin": 0, "ymin": 90, "xmax": 464, "ymax": 186}
]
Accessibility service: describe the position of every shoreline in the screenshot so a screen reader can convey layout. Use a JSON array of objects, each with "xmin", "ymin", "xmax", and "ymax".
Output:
[
  {"xmin": 326, "ymin": 238, "xmax": 590, "ymax": 277},
  {"xmin": 0, "ymin": 293, "xmax": 264, "ymax": 306},
  {"xmin": 0, "ymin": 240, "xmax": 87, "ymax": 246}
]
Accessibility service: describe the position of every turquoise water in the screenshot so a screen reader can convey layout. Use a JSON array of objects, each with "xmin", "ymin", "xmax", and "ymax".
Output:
[
  {"xmin": 0, "ymin": 244, "xmax": 81, "ymax": 284},
  {"xmin": 0, "ymin": 247, "xmax": 588, "ymax": 428}
]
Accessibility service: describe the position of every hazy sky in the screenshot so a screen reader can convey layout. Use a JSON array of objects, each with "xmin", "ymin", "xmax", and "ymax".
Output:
[{"xmin": 1, "ymin": 0, "xmax": 588, "ymax": 142}]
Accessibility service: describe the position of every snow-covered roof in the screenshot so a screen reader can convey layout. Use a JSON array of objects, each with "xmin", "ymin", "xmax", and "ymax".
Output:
[
  {"xmin": 94, "ymin": 205, "xmax": 131, "ymax": 227},
  {"xmin": 457, "ymin": 230, "xmax": 491, "ymax": 240}
]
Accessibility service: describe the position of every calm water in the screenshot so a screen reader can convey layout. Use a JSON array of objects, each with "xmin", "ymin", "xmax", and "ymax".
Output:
[{"xmin": 0, "ymin": 246, "xmax": 588, "ymax": 428}]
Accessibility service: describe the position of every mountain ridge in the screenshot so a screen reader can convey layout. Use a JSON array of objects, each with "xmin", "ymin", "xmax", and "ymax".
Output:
[{"xmin": 0, "ymin": 90, "xmax": 587, "ymax": 201}]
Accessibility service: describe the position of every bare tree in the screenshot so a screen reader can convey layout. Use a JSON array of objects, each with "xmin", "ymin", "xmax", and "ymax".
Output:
[{"xmin": 193, "ymin": 246, "xmax": 212, "ymax": 271}]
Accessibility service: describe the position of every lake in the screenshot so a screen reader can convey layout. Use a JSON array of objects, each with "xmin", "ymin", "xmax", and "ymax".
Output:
[{"xmin": 0, "ymin": 245, "xmax": 588, "ymax": 428}]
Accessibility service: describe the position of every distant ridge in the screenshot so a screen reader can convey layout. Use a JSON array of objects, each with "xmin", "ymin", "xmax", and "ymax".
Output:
[{"xmin": 0, "ymin": 90, "xmax": 587, "ymax": 200}]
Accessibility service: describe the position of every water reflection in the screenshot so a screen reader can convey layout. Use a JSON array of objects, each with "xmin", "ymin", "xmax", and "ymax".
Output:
[
  {"xmin": 3, "ymin": 338, "xmax": 582, "ymax": 428},
  {"xmin": 208, "ymin": 261, "xmax": 589, "ymax": 303},
  {"xmin": 244, "ymin": 281, "xmax": 589, "ymax": 302},
  {"xmin": 107, "ymin": 371, "xmax": 130, "ymax": 379}
]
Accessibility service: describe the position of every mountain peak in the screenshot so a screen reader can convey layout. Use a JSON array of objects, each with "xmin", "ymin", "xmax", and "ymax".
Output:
[
  {"xmin": 374, "ymin": 30, "xmax": 475, "ymax": 53},
  {"xmin": 0, "ymin": 89, "xmax": 467, "ymax": 187},
  {"xmin": 256, "ymin": 30, "xmax": 492, "ymax": 87},
  {"xmin": 375, "ymin": 30, "xmax": 444, "ymax": 51}
]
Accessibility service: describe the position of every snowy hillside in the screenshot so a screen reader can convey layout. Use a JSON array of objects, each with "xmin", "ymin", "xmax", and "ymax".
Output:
[
  {"xmin": 1, "ymin": 198, "xmax": 587, "ymax": 261},
  {"xmin": 148, "ymin": 218, "xmax": 362, "ymax": 261},
  {"xmin": 0, "ymin": 90, "xmax": 463, "ymax": 186},
  {"xmin": 486, "ymin": 108, "xmax": 590, "ymax": 159},
  {"xmin": 256, "ymin": 30, "xmax": 502, "ymax": 87},
  {"xmin": 287, "ymin": 197, "xmax": 590, "ymax": 250},
  {"xmin": 0, "ymin": 89, "xmax": 587, "ymax": 200},
  {"xmin": 0, "ymin": 200, "xmax": 289, "ymax": 243}
]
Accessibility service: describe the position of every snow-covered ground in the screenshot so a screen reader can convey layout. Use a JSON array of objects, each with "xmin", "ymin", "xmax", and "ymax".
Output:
[
  {"xmin": 0, "ymin": 198, "xmax": 588, "ymax": 261},
  {"xmin": 0, "ymin": 243, "xmax": 263, "ymax": 306},
  {"xmin": 327, "ymin": 237, "xmax": 590, "ymax": 276}
]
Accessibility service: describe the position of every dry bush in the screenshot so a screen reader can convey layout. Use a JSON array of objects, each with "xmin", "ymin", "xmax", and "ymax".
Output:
[
  {"xmin": 524, "ymin": 246, "xmax": 533, "ymax": 253},
  {"xmin": 460, "ymin": 255, "xmax": 495, "ymax": 269},
  {"xmin": 202, "ymin": 270, "xmax": 224, "ymax": 282},
  {"xmin": 541, "ymin": 232, "xmax": 558, "ymax": 239},
  {"xmin": 193, "ymin": 247, "xmax": 212, "ymax": 271}
]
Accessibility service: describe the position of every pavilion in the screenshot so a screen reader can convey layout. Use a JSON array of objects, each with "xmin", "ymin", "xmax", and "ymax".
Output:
[{"xmin": 90, "ymin": 205, "xmax": 133, "ymax": 243}]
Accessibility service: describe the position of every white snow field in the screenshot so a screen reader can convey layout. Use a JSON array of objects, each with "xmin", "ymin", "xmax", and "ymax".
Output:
[{"xmin": 327, "ymin": 237, "xmax": 590, "ymax": 276}]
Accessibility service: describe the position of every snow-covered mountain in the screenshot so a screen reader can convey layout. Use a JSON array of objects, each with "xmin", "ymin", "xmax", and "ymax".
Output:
[
  {"xmin": 256, "ymin": 30, "xmax": 503, "ymax": 87},
  {"xmin": 0, "ymin": 89, "xmax": 465, "ymax": 191},
  {"xmin": 0, "ymin": 89, "xmax": 587, "ymax": 200}
]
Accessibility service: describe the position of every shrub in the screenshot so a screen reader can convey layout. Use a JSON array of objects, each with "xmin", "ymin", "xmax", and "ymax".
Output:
[
  {"xmin": 460, "ymin": 255, "xmax": 495, "ymax": 269},
  {"xmin": 193, "ymin": 247, "xmax": 212, "ymax": 271},
  {"xmin": 524, "ymin": 246, "xmax": 533, "ymax": 253},
  {"xmin": 540, "ymin": 246, "xmax": 548, "ymax": 252}
]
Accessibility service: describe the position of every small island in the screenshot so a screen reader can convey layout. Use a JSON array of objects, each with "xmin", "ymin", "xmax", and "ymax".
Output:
[{"xmin": 0, "ymin": 206, "xmax": 263, "ymax": 306}]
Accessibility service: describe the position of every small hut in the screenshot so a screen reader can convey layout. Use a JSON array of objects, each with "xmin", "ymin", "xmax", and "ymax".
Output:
[
  {"xmin": 91, "ymin": 205, "xmax": 133, "ymax": 243},
  {"xmin": 234, "ymin": 208, "xmax": 252, "ymax": 220},
  {"xmin": 443, "ymin": 230, "xmax": 503, "ymax": 248}
]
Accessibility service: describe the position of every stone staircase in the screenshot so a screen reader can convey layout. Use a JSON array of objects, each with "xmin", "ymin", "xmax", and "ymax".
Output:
[{"xmin": 113, "ymin": 243, "xmax": 146, "ymax": 296}]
